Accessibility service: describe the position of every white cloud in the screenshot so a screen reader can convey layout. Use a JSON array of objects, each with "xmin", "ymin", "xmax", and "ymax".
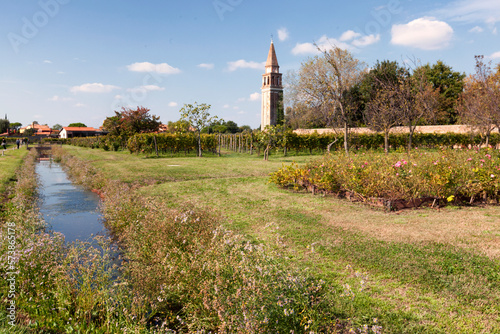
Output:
[
  {"xmin": 74, "ymin": 103, "xmax": 85, "ymax": 108},
  {"xmin": 127, "ymin": 85, "xmax": 165, "ymax": 93},
  {"xmin": 127, "ymin": 62, "xmax": 181, "ymax": 74},
  {"xmin": 489, "ymin": 51, "xmax": 500, "ymax": 59},
  {"xmin": 292, "ymin": 35, "xmax": 350, "ymax": 55},
  {"xmin": 48, "ymin": 95, "xmax": 72, "ymax": 102},
  {"xmin": 292, "ymin": 42, "xmax": 322, "ymax": 55},
  {"xmin": 278, "ymin": 27, "xmax": 289, "ymax": 41},
  {"xmin": 351, "ymin": 34, "xmax": 381, "ymax": 47},
  {"xmin": 469, "ymin": 26, "xmax": 484, "ymax": 33},
  {"xmin": 433, "ymin": 0, "xmax": 500, "ymax": 25},
  {"xmin": 249, "ymin": 92, "xmax": 261, "ymax": 101},
  {"xmin": 223, "ymin": 104, "xmax": 230, "ymax": 109},
  {"xmin": 340, "ymin": 30, "xmax": 361, "ymax": 41},
  {"xmin": 168, "ymin": 102, "xmax": 178, "ymax": 107},
  {"xmin": 70, "ymin": 83, "xmax": 120, "ymax": 94},
  {"xmin": 391, "ymin": 18, "xmax": 454, "ymax": 50},
  {"xmin": 43, "ymin": 60, "xmax": 52, "ymax": 64},
  {"xmin": 227, "ymin": 59, "xmax": 265, "ymax": 71},
  {"xmin": 198, "ymin": 63, "xmax": 214, "ymax": 70}
]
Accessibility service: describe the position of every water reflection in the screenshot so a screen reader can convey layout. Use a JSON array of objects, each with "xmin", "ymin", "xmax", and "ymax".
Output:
[{"xmin": 36, "ymin": 160, "xmax": 105, "ymax": 243}]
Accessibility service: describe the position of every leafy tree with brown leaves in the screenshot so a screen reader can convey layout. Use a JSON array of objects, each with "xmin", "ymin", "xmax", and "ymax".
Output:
[
  {"xmin": 397, "ymin": 66, "xmax": 439, "ymax": 152},
  {"xmin": 456, "ymin": 56, "xmax": 500, "ymax": 147},
  {"xmin": 362, "ymin": 60, "xmax": 407, "ymax": 153},
  {"xmin": 365, "ymin": 88, "xmax": 402, "ymax": 154},
  {"xmin": 286, "ymin": 45, "xmax": 367, "ymax": 153},
  {"xmin": 103, "ymin": 106, "xmax": 160, "ymax": 137}
]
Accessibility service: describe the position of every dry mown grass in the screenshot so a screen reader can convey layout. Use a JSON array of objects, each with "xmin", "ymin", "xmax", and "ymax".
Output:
[{"xmin": 314, "ymin": 203, "xmax": 500, "ymax": 259}]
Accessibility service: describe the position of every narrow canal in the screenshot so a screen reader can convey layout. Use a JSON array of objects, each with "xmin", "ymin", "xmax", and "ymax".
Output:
[{"xmin": 36, "ymin": 159, "xmax": 105, "ymax": 243}]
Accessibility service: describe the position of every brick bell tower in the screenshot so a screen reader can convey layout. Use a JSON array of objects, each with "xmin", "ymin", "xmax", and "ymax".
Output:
[{"xmin": 261, "ymin": 40, "xmax": 283, "ymax": 131}]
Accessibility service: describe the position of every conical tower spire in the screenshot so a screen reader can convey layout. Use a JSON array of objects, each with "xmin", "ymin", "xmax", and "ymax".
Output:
[{"xmin": 265, "ymin": 41, "xmax": 279, "ymax": 69}]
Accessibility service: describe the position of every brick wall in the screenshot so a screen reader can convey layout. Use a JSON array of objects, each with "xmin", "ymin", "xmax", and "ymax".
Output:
[{"xmin": 293, "ymin": 125, "xmax": 500, "ymax": 135}]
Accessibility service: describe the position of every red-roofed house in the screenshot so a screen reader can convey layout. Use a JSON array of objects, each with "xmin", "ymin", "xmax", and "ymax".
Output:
[
  {"xmin": 20, "ymin": 123, "xmax": 57, "ymax": 136},
  {"xmin": 59, "ymin": 127, "xmax": 103, "ymax": 139}
]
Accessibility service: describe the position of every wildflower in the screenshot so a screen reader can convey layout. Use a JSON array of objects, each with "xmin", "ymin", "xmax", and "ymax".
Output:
[
  {"xmin": 491, "ymin": 174, "xmax": 495, "ymax": 178},
  {"xmin": 394, "ymin": 161, "xmax": 401, "ymax": 168}
]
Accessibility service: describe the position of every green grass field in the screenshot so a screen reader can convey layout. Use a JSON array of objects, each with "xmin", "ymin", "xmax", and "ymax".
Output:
[
  {"xmin": 61, "ymin": 146, "xmax": 500, "ymax": 333},
  {"xmin": 0, "ymin": 147, "xmax": 28, "ymax": 195}
]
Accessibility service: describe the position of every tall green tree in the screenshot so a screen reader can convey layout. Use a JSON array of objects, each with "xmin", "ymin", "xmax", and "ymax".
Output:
[
  {"xmin": 0, "ymin": 119, "xmax": 9, "ymax": 134},
  {"xmin": 417, "ymin": 61, "xmax": 465, "ymax": 124},
  {"xmin": 359, "ymin": 60, "xmax": 407, "ymax": 105},
  {"xmin": 10, "ymin": 122, "xmax": 22, "ymax": 131},
  {"xmin": 180, "ymin": 102, "xmax": 219, "ymax": 157},
  {"xmin": 68, "ymin": 122, "xmax": 87, "ymax": 127}
]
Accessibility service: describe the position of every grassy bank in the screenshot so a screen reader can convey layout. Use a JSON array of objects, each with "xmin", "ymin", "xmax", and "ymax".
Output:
[
  {"xmin": 0, "ymin": 149, "xmax": 144, "ymax": 333},
  {"xmin": 60, "ymin": 145, "xmax": 500, "ymax": 333},
  {"xmin": 0, "ymin": 148, "xmax": 28, "ymax": 196}
]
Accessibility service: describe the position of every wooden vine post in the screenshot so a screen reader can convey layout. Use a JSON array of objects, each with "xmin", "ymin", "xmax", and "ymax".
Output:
[{"xmin": 153, "ymin": 135, "xmax": 159, "ymax": 157}]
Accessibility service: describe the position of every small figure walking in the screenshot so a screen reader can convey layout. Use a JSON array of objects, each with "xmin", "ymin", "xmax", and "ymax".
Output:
[
  {"xmin": 16, "ymin": 138, "xmax": 20, "ymax": 149},
  {"xmin": 1, "ymin": 138, "xmax": 6, "ymax": 151}
]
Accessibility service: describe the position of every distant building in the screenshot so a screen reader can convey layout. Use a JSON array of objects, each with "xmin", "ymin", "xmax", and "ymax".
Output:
[
  {"xmin": 19, "ymin": 123, "xmax": 58, "ymax": 137},
  {"xmin": 59, "ymin": 127, "xmax": 103, "ymax": 139},
  {"xmin": 261, "ymin": 40, "xmax": 283, "ymax": 131}
]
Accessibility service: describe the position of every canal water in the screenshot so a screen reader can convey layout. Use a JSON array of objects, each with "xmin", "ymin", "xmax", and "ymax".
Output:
[{"xmin": 36, "ymin": 160, "xmax": 105, "ymax": 243}]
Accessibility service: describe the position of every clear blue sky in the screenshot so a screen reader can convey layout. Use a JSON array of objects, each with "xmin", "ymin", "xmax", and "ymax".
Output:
[{"xmin": 1, "ymin": 0, "xmax": 499, "ymax": 129}]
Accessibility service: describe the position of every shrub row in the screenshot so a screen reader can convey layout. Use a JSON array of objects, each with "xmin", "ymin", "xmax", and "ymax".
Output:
[
  {"xmin": 67, "ymin": 133, "xmax": 218, "ymax": 154},
  {"xmin": 270, "ymin": 149, "xmax": 500, "ymax": 208},
  {"xmin": 66, "ymin": 131, "xmax": 500, "ymax": 156},
  {"xmin": 127, "ymin": 133, "xmax": 217, "ymax": 154}
]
